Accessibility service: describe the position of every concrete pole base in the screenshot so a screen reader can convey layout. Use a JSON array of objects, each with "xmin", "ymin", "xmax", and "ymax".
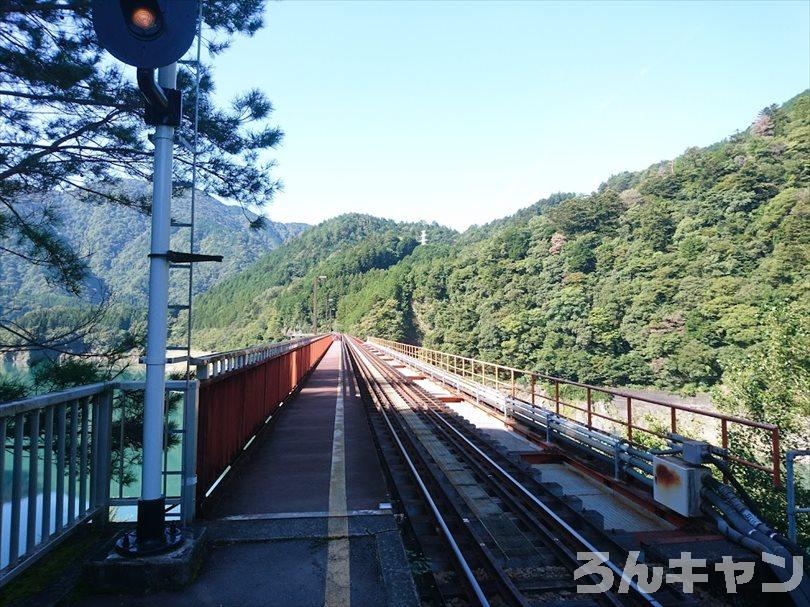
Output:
[{"xmin": 87, "ymin": 527, "xmax": 207, "ymax": 593}]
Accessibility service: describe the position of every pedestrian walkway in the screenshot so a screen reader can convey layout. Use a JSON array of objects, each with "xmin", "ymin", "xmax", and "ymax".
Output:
[{"xmin": 79, "ymin": 340, "xmax": 418, "ymax": 607}]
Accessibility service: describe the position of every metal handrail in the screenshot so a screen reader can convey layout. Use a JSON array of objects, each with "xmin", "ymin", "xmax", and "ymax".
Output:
[
  {"xmin": 0, "ymin": 383, "xmax": 109, "ymax": 416},
  {"xmin": 0, "ymin": 379, "xmax": 199, "ymax": 587},
  {"xmin": 192, "ymin": 334, "xmax": 328, "ymax": 379},
  {"xmin": 368, "ymin": 336, "xmax": 782, "ymax": 486},
  {"xmin": 0, "ymin": 383, "xmax": 113, "ymax": 585},
  {"xmin": 0, "ymin": 335, "xmax": 329, "ymax": 585},
  {"xmin": 194, "ymin": 335, "xmax": 334, "ymax": 505}
]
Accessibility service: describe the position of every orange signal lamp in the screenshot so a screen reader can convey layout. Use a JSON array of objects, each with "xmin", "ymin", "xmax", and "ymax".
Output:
[{"xmin": 131, "ymin": 6, "xmax": 157, "ymax": 30}]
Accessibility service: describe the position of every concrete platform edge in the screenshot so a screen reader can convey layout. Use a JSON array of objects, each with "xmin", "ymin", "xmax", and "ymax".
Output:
[{"xmin": 374, "ymin": 524, "xmax": 420, "ymax": 607}]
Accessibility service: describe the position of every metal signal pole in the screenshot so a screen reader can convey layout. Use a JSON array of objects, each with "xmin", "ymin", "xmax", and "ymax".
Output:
[
  {"xmin": 92, "ymin": 0, "xmax": 202, "ymax": 557},
  {"xmin": 139, "ymin": 63, "xmax": 178, "ymax": 549}
]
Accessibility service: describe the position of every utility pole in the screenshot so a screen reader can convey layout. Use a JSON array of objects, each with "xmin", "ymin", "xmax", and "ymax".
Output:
[
  {"xmin": 312, "ymin": 275, "xmax": 326, "ymax": 335},
  {"xmin": 312, "ymin": 281, "xmax": 317, "ymax": 335}
]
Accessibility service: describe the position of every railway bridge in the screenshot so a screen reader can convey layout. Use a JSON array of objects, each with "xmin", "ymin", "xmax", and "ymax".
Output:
[{"xmin": 0, "ymin": 334, "xmax": 807, "ymax": 606}]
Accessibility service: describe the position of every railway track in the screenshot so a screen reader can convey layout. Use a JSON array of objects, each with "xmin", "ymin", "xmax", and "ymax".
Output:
[{"xmin": 345, "ymin": 336, "xmax": 692, "ymax": 607}]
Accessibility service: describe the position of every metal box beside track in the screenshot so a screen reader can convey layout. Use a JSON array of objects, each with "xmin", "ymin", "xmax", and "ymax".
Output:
[{"xmin": 653, "ymin": 456, "xmax": 709, "ymax": 517}]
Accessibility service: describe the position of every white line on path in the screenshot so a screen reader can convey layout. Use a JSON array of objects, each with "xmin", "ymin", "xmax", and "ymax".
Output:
[{"xmin": 325, "ymin": 342, "xmax": 351, "ymax": 607}]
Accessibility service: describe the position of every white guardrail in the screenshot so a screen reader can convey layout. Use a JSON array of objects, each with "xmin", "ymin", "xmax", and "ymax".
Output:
[
  {"xmin": 0, "ymin": 379, "xmax": 198, "ymax": 587},
  {"xmin": 0, "ymin": 335, "xmax": 330, "ymax": 586}
]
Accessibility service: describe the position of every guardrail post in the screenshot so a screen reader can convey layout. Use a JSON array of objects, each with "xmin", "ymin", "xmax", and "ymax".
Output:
[
  {"xmin": 0, "ymin": 419, "xmax": 5, "ymax": 556},
  {"xmin": 510, "ymin": 369, "xmax": 515, "ymax": 399},
  {"xmin": 26, "ymin": 409, "xmax": 40, "ymax": 552},
  {"xmin": 626, "ymin": 396, "xmax": 633, "ymax": 443},
  {"xmin": 613, "ymin": 442, "xmax": 622, "ymax": 480},
  {"xmin": 94, "ymin": 386, "xmax": 113, "ymax": 527},
  {"xmin": 182, "ymin": 381, "xmax": 199, "ymax": 525},
  {"xmin": 10, "ymin": 412, "xmax": 24, "ymax": 566},
  {"xmin": 787, "ymin": 451, "xmax": 797, "ymax": 542},
  {"xmin": 586, "ymin": 387, "xmax": 592, "ymax": 429},
  {"xmin": 554, "ymin": 381, "xmax": 560, "ymax": 415},
  {"xmin": 530, "ymin": 375, "xmax": 536, "ymax": 406},
  {"xmin": 42, "ymin": 407, "xmax": 53, "ymax": 543}
]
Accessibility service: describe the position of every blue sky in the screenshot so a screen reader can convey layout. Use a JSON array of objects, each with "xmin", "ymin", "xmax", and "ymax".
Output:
[{"xmin": 211, "ymin": 1, "xmax": 810, "ymax": 231}]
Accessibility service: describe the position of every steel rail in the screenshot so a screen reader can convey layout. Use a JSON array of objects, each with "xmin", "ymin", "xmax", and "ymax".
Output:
[
  {"xmin": 345, "ymin": 340, "xmax": 492, "ymax": 606},
  {"xmin": 427, "ymin": 404, "xmax": 665, "ymax": 607},
  {"xmin": 385, "ymin": 373, "xmax": 626, "ymax": 607},
  {"xmin": 360, "ymin": 339, "xmax": 669, "ymax": 607},
  {"xmin": 357, "ymin": 339, "xmax": 632, "ymax": 607}
]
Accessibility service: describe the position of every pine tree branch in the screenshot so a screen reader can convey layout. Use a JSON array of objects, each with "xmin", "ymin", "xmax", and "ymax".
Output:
[
  {"xmin": 0, "ymin": 88, "xmax": 130, "ymax": 109},
  {"xmin": 0, "ymin": 108, "xmax": 120, "ymax": 181},
  {"xmin": 0, "ymin": 2, "xmax": 83, "ymax": 16}
]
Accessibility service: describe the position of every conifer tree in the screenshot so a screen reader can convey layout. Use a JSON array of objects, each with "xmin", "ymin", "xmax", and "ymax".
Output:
[{"xmin": 0, "ymin": 0, "xmax": 279, "ymax": 351}]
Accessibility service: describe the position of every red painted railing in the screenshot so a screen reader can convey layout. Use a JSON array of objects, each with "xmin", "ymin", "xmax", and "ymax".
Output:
[{"xmin": 195, "ymin": 335, "xmax": 333, "ymax": 505}]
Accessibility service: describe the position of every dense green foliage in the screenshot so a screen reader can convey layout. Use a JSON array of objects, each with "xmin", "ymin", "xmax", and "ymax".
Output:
[
  {"xmin": 0, "ymin": 186, "xmax": 304, "ymax": 359},
  {"xmin": 1, "ymin": 0, "xmax": 278, "ymax": 295},
  {"xmin": 713, "ymin": 300, "xmax": 809, "ymax": 545},
  {"xmin": 197, "ymin": 92, "xmax": 808, "ymax": 397},
  {"xmin": 193, "ymin": 214, "xmax": 456, "ymax": 347},
  {"xmin": 351, "ymin": 93, "xmax": 809, "ymax": 392},
  {"xmin": 1, "ymin": 186, "xmax": 305, "ymax": 315},
  {"xmin": 0, "ymin": 1, "xmax": 281, "ymax": 359}
]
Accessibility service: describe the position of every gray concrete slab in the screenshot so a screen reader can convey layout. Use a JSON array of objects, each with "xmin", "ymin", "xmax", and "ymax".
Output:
[
  {"xmin": 76, "ymin": 514, "xmax": 416, "ymax": 607},
  {"xmin": 387, "ymin": 357, "xmax": 540, "ymax": 454},
  {"xmin": 532, "ymin": 463, "xmax": 673, "ymax": 533}
]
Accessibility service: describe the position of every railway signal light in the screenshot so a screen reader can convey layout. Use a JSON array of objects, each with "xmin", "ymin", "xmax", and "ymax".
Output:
[
  {"xmin": 92, "ymin": 0, "xmax": 203, "ymax": 558},
  {"xmin": 129, "ymin": 4, "xmax": 160, "ymax": 33},
  {"xmin": 92, "ymin": 0, "xmax": 198, "ymax": 69}
]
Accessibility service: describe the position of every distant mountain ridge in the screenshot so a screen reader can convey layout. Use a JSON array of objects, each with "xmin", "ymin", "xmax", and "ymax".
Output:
[{"xmin": 0, "ymin": 186, "xmax": 307, "ymax": 317}]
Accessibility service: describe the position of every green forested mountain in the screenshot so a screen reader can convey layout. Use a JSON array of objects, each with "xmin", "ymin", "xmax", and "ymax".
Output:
[
  {"xmin": 0, "ymin": 185, "xmax": 307, "ymax": 317},
  {"xmin": 195, "ymin": 91, "xmax": 808, "ymax": 393},
  {"xmin": 193, "ymin": 214, "xmax": 458, "ymax": 347}
]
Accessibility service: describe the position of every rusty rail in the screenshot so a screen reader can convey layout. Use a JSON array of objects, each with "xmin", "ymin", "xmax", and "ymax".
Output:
[{"xmin": 369, "ymin": 337, "xmax": 781, "ymax": 486}]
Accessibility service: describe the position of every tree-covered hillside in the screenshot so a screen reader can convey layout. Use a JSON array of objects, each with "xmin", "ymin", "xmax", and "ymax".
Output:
[
  {"xmin": 196, "ymin": 91, "xmax": 808, "ymax": 394},
  {"xmin": 1, "ymin": 185, "xmax": 306, "ymax": 317},
  {"xmin": 192, "ymin": 214, "xmax": 457, "ymax": 348}
]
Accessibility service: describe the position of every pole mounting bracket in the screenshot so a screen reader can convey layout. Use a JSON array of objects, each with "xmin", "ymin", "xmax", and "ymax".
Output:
[
  {"xmin": 137, "ymin": 68, "xmax": 182, "ymax": 127},
  {"xmin": 148, "ymin": 250, "xmax": 223, "ymax": 263}
]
